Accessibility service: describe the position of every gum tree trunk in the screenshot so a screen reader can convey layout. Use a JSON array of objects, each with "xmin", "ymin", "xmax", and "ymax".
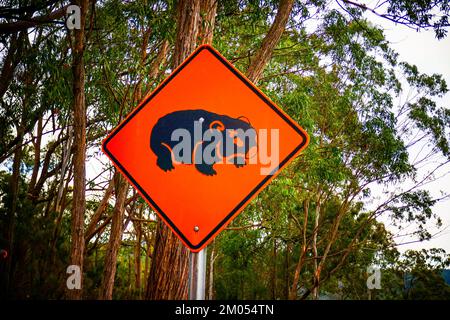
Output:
[
  {"xmin": 246, "ymin": 0, "xmax": 294, "ymax": 83},
  {"xmin": 66, "ymin": 0, "xmax": 89, "ymax": 300},
  {"xmin": 99, "ymin": 173, "xmax": 129, "ymax": 300},
  {"xmin": 146, "ymin": 0, "xmax": 201, "ymax": 300},
  {"xmin": 198, "ymin": 0, "xmax": 217, "ymax": 45}
]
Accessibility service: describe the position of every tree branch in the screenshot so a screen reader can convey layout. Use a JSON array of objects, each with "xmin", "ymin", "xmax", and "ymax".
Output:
[{"xmin": 0, "ymin": 5, "xmax": 69, "ymax": 34}]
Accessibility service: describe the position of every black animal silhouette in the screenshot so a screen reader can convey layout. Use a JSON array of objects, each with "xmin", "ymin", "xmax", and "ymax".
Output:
[{"xmin": 150, "ymin": 109, "xmax": 256, "ymax": 176}]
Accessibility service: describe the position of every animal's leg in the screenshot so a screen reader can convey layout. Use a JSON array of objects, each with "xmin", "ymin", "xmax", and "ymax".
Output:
[
  {"xmin": 195, "ymin": 163, "xmax": 217, "ymax": 176},
  {"xmin": 156, "ymin": 143, "xmax": 175, "ymax": 171},
  {"xmin": 194, "ymin": 141, "xmax": 217, "ymax": 176},
  {"xmin": 233, "ymin": 155, "xmax": 246, "ymax": 168}
]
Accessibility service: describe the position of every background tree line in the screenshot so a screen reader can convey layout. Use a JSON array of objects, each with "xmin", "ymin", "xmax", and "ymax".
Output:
[{"xmin": 0, "ymin": 0, "xmax": 449, "ymax": 300}]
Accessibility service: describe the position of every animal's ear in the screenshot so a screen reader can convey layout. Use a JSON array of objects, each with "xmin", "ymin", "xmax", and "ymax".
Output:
[
  {"xmin": 209, "ymin": 120, "xmax": 225, "ymax": 131},
  {"xmin": 237, "ymin": 116, "xmax": 251, "ymax": 125}
]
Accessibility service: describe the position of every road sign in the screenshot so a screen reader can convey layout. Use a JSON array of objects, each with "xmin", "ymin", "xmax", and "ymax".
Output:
[{"xmin": 102, "ymin": 44, "xmax": 309, "ymax": 252}]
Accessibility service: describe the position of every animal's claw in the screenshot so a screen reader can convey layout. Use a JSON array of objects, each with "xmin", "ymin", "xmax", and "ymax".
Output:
[
  {"xmin": 195, "ymin": 163, "xmax": 217, "ymax": 176},
  {"xmin": 157, "ymin": 157, "xmax": 174, "ymax": 171}
]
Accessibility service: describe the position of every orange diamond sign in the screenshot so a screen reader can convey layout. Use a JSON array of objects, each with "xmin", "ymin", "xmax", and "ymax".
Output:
[{"xmin": 102, "ymin": 45, "xmax": 309, "ymax": 252}]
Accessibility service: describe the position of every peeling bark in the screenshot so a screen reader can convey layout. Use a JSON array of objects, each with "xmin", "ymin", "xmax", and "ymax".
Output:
[
  {"xmin": 66, "ymin": 0, "xmax": 89, "ymax": 300},
  {"xmin": 85, "ymin": 179, "xmax": 115, "ymax": 243},
  {"xmin": 246, "ymin": 0, "xmax": 294, "ymax": 83},
  {"xmin": 198, "ymin": 0, "xmax": 217, "ymax": 45},
  {"xmin": 146, "ymin": 0, "xmax": 202, "ymax": 300},
  {"xmin": 99, "ymin": 174, "xmax": 129, "ymax": 300}
]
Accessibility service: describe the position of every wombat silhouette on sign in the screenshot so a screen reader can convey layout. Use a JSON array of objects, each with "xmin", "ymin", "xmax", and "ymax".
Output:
[{"xmin": 150, "ymin": 109, "xmax": 257, "ymax": 176}]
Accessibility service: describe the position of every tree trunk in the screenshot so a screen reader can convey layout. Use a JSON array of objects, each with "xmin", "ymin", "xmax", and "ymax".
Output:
[
  {"xmin": 50, "ymin": 166, "xmax": 73, "ymax": 267},
  {"xmin": 98, "ymin": 173, "xmax": 129, "ymax": 300},
  {"xmin": 85, "ymin": 179, "xmax": 115, "ymax": 243},
  {"xmin": 246, "ymin": 0, "xmax": 294, "ymax": 83},
  {"xmin": 284, "ymin": 241, "xmax": 291, "ymax": 299},
  {"xmin": 28, "ymin": 116, "xmax": 42, "ymax": 194},
  {"xmin": 66, "ymin": 0, "xmax": 89, "ymax": 300},
  {"xmin": 271, "ymin": 238, "xmax": 278, "ymax": 299},
  {"xmin": 55, "ymin": 125, "xmax": 73, "ymax": 213},
  {"xmin": 1, "ymin": 126, "xmax": 24, "ymax": 298},
  {"xmin": 143, "ymin": 236, "xmax": 151, "ymax": 295},
  {"xmin": 149, "ymin": 40, "xmax": 170, "ymax": 79},
  {"xmin": 312, "ymin": 192, "xmax": 321, "ymax": 300},
  {"xmin": 307, "ymin": 202, "xmax": 348, "ymax": 299},
  {"xmin": 289, "ymin": 198, "xmax": 309, "ymax": 299},
  {"xmin": 198, "ymin": 0, "xmax": 217, "ymax": 45},
  {"xmin": 134, "ymin": 204, "xmax": 144, "ymax": 298},
  {"xmin": 173, "ymin": 0, "xmax": 201, "ymax": 67},
  {"xmin": 146, "ymin": 221, "xmax": 191, "ymax": 299},
  {"xmin": 146, "ymin": 0, "xmax": 201, "ymax": 300}
]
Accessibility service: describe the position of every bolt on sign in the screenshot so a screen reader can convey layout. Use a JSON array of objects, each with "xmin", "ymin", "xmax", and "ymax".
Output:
[{"xmin": 102, "ymin": 45, "xmax": 309, "ymax": 252}]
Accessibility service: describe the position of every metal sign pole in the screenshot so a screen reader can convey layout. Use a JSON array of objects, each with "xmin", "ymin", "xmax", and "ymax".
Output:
[{"xmin": 188, "ymin": 248, "xmax": 207, "ymax": 300}]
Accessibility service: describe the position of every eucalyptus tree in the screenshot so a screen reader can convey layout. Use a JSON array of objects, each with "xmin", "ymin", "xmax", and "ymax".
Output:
[
  {"xmin": 1, "ymin": 0, "xmax": 449, "ymax": 300},
  {"xmin": 211, "ymin": 1, "xmax": 450, "ymax": 300}
]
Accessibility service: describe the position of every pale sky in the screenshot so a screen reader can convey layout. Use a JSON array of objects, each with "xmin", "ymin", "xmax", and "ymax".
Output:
[{"xmin": 363, "ymin": 8, "xmax": 450, "ymax": 253}]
